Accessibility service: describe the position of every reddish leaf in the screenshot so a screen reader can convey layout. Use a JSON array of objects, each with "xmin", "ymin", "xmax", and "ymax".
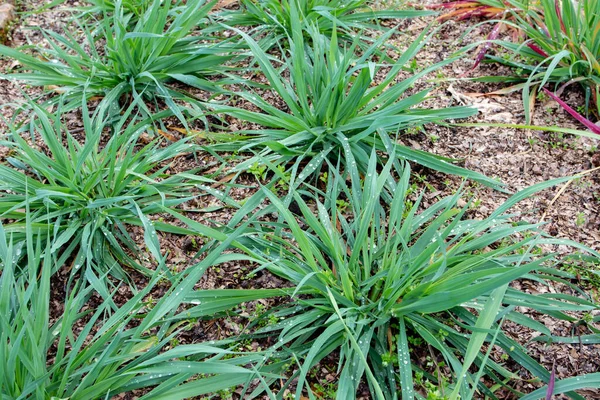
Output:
[
  {"xmin": 543, "ymin": 88, "xmax": 600, "ymax": 135},
  {"xmin": 527, "ymin": 43, "xmax": 549, "ymax": 58},
  {"xmin": 555, "ymin": 0, "xmax": 566, "ymax": 34},
  {"xmin": 456, "ymin": 6, "xmax": 493, "ymax": 20},
  {"xmin": 463, "ymin": 21, "xmax": 503, "ymax": 76},
  {"xmin": 424, "ymin": 1, "xmax": 506, "ymax": 21},
  {"xmin": 546, "ymin": 362, "xmax": 556, "ymax": 400}
]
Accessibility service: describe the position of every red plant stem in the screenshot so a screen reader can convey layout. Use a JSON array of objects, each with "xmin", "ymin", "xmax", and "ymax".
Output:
[
  {"xmin": 555, "ymin": 0, "xmax": 566, "ymax": 33},
  {"xmin": 546, "ymin": 362, "xmax": 556, "ymax": 400},
  {"xmin": 543, "ymin": 88, "xmax": 600, "ymax": 135}
]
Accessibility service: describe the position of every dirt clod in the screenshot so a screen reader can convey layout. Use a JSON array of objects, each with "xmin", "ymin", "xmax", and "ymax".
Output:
[{"xmin": 0, "ymin": 3, "xmax": 15, "ymax": 43}]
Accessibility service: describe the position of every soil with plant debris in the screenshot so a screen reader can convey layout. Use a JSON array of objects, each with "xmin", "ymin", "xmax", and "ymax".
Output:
[{"xmin": 0, "ymin": 0, "xmax": 598, "ymax": 399}]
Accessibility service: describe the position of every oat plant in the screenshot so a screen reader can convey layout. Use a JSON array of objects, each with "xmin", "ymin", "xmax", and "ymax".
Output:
[
  {"xmin": 214, "ymin": 154, "xmax": 599, "ymax": 399},
  {"xmin": 76, "ymin": 0, "xmax": 154, "ymax": 26},
  {"xmin": 0, "ymin": 101, "xmax": 214, "ymax": 296},
  {"xmin": 0, "ymin": 0, "xmax": 236, "ymax": 122},
  {"xmin": 210, "ymin": 18, "xmax": 502, "ymax": 190},
  {"xmin": 214, "ymin": 0, "xmax": 432, "ymax": 49},
  {"xmin": 0, "ymin": 220, "xmax": 272, "ymax": 399}
]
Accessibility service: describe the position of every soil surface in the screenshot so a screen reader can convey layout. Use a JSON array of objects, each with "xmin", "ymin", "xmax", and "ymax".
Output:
[{"xmin": 0, "ymin": 0, "xmax": 598, "ymax": 399}]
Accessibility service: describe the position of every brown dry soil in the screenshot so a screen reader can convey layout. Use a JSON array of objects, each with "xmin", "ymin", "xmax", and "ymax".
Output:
[{"xmin": 0, "ymin": 0, "xmax": 599, "ymax": 399}]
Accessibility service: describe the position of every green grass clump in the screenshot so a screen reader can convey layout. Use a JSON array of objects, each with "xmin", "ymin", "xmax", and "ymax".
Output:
[
  {"xmin": 0, "ymin": 101, "xmax": 212, "ymax": 294},
  {"xmin": 76, "ymin": 0, "xmax": 154, "ymax": 26},
  {"xmin": 0, "ymin": 222, "xmax": 271, "ymax": 399},
  {"xmin": 215, "ymin": 0, "xmax": 432, "ymax": 48},
  {"xmin": 0, "ymin": 0, "xmax": 235, "ymax": 122},
  {"xmin": 210, "ymin": 17, "xmax": 502, "ymax": 190},
  {"xmin": 489, "ymin": 0, "xmax": 600, "ymax": 118},
  {"xmin": 204, "ymin": 155, "xmax": 599, "ymax": 399}
]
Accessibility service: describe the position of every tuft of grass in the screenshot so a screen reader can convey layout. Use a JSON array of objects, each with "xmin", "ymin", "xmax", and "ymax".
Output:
[
  {"xmin": 209, "ymin": 17, "xmax": 502, "ymax": 190},
  {"xmin": 0, "ymin": 100, "xmax": 213, "ymax": 296},
  {"xmin": 484, "ymin": 0, "xmax": 600, "ymax": 119},
  {"xmin": 75, "ymin": 0, "xmax": 155, "ymax": 26},
  {"xmin": 210, "ymin": 154, "xmax": 599, "ymax": 398},
  {"xmin": 0, "ymin": 220, "xmax": 272, "ymax": 399},
  {"xmin": 214, "ymin": 0, "xmax": 433, "ymax": 49},
  {"xmin": 0, "ymin": 0, "xmax": 237, "ymax": 123}
]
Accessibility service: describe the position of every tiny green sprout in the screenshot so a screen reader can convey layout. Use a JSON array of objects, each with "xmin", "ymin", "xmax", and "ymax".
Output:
[
  {"xmin": 437, "ymin": 328, "xmax": 449, "ymax": 340},
  {"xmin": 430, "ymin": 134, "xmax": 439, "ymax": 143},
  {"xmin": 336, "ymin": 199, "xmax": 350, "ymax": 212},
  {"xmin": 268, "ymin": 314, "xmax": 279, "ymax": 326},
  {"xmin": 414, "ymin": 371, "xmax": 424, "ymax": 384},
  {"xmin": 321, "ymin": 269, "xmax": 336, "ymax": 285},
  {"xmin": 406, "ymin": 182, "xmax": 419, "ymax": 195},
  {"xmin": 313, "ymin": 380, "xmax": 337, "ymax": 398},
  {"xmin": 575, "ymin": 212, "xmax": 586, "ymax": 227},
  {"xmin": 158, "ymin": 276, "xmax": 170, "ymax": 285},
  {"xmin": 144, "ymin": 295, "xmax": 156, "ymax": 310},
  {"xmin": 426, "ymin": 389, "xmax": 449, "ymax": 400},
  {"xmin": 275, "ymin": 164, "xmax": 290, "ymax": 190},
  {"xmin": 408, "ymin": 335, "xmax": 424, "ymax": 346},
  {"xmin": 320, "ymin": 171, "xmax": 328, "ymax": 183},
  {"xmin": 254, "ymin": 303, "xmax": 266, "ymax": 315},
  {"xmin": 249, "ymin": 161, "xmax": 267, "ymax": 181},
  {"xmin": 381, "ymin": 352, "xmax": 393, "ymax": 367},
  {"xmin": 406, "ymin": 125, "xmax": 424, "ymax": 136},
  {"xmin": 528, "ymin": 137, "xmax": 538, "ymax": 147},
  {"xmin": 217, "ymin": 387, "xmax": 234, "ymax": 399}
]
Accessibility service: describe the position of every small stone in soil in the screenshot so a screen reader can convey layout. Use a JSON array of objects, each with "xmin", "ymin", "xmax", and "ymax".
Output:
[{"xmin": 0, "ymin": 2, "xmax": 15, "ymax": 43}]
